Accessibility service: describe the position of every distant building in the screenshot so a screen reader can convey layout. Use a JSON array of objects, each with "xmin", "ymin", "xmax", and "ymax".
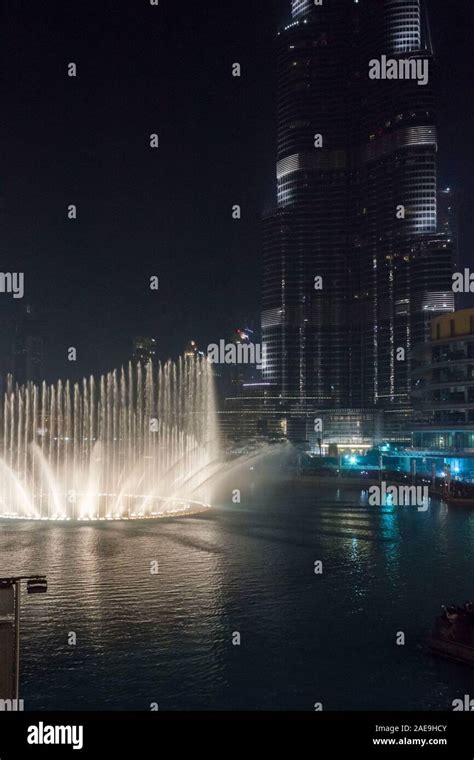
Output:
[
  {"xmin": 220, "ymin": 383, "xmax": 286, "ymax": 443},
  {"xmin": 132, "ymin": 336, "xmax": 157, "ymax": 365},
  {"xmin": 220, "ymin": 382, "xmax": 381, "ymax": 454},
  {"xmin": 437, "ymin": 187, "xmax": 459, "ymax": 266},
  {"xmin": 9, "ymin": 304, "xmax": 43, "ymax": 386},
  {"xmin": 184, "ymin": 340, "xmax": 199, "ymax": 358}
]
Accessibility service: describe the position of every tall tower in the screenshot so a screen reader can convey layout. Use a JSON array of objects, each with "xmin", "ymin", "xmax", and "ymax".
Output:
[
  {"xmin": 9, "ymin": 304, "xmax": 44, "ymax": 386},
  {"xmin": 262, "ymin": 0, "xmax": 356, "ymax": 434},
  {"xmin": 352, "ymin": 0, "xmax": 454, "ymax": 435},
  {"xmin": 262, "ymin": 0, "xmax": 454, "ymax": 443},
  {"xmin": 437, "ymin": 187, "xmax": 459, "ymax": 267}
]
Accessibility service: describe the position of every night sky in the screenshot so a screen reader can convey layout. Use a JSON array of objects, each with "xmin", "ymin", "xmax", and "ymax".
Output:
[{"xmin": 2, "ymin": 0, "xmax": 473, "ymax": 382}]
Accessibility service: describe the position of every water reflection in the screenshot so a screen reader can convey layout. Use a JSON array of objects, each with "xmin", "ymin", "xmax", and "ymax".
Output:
[{"xmin": 0, "ymin": 476, "xmax": 472, "ymax": 710}]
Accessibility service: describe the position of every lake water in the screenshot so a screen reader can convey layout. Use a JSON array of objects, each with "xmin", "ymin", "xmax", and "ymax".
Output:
[{"xmin": 1, "ymin": 472, "xmax": 473, "ymax": 711}]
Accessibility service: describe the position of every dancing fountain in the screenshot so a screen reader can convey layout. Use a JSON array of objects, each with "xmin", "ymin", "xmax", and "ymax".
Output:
[{"xmin": 0, "ymin": 356, "xmax": 220, "ymax": 520}]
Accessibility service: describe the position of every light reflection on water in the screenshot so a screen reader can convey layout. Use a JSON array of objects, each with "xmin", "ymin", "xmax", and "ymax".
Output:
[{"xmin": 1, "ymin": 476, "xmax": 473, "ymax": 711}]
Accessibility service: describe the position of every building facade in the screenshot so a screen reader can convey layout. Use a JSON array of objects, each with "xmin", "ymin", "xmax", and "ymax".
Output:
[
  {"xmin": 262, "ymin": 0, "xmax": 353, "ymax": 418},
  {"xmin": 8, "ymin": 304, "xmax": 44, "ymax": 387},
  {"xmin": 412, "ymin": 309, "xmax": 474, "ymax": 452},
  {"xmin": 261, "ymin": 0, "xmax": 454, "ymax": 446}
]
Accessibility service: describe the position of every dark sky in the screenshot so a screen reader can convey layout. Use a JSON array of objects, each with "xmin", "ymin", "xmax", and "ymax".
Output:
[{"xmin": 2, "ymin": 0, "xmax": 473, "ymax": 382}]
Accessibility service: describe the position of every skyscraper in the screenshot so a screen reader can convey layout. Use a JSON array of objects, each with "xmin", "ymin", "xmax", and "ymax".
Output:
[
  {"xmin": 353, "ymin": 0, "xmax": 454, "ymax": 428},
  {"xmin": 8, "ymin": 304, "xmax": 44, "ymax": 387},
  {"xmin": 437, "ymin": 187, "xmax": 459, "ymax": 266},
  {"xmin": 262, "ymin": 0, "xmax": 355, "ymax": 433},
  {"xmin": 262, "ymin": 0, "xmax": 454, "ymax": 443}
]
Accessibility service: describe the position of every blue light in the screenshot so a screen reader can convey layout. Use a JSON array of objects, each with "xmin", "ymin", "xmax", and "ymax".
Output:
[{"xmin": 349, "ymin": 456, "xmax": 358, "ymax": 465}]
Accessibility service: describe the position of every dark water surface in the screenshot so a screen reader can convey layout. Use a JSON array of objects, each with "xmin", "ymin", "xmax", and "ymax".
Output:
[{"xmin": 1, "ymin": 475, "xmax": 473, "ymax": 710}]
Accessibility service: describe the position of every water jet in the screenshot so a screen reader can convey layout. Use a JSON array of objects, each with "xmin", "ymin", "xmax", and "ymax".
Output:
[{"xmin": 0, "ymin": 356, "xmax": 219, "ymax": 521}]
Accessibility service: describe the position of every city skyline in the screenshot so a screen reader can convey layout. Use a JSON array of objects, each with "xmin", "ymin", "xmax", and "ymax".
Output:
[{"xmin": 2, "ymin": 0, "xmax": 474, "ymax": 729}]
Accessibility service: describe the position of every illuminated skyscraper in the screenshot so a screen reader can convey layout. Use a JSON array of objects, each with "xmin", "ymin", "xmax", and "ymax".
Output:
[
  {"xmin": 352, "ymin": 0, "xmax": 454, "ymax": 434},
  {"xmin": 262, "ymin": 0, "xmax": 354, "ymax": 425},
  {"xmin": 437, "ymin": 187, "xmax": 459, "ymax": 265},
  {"xmin": 262, "ymin": 0, "xmax": 454, "ymax": 442}
]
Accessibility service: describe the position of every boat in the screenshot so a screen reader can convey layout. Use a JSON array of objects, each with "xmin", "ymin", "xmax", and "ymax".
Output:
[{"xmin": 428, "ymin": 603, "xmax": 474, "ymax": 665}]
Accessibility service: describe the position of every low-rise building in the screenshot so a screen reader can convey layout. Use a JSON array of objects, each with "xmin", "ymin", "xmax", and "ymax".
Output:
[{"xmin": 411, "ymin": 309, "xmax": 474, "ymax": 453}]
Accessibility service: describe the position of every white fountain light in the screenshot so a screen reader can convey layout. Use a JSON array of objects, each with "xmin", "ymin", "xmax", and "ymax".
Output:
[{"xmin": 0, "ymin": 357, "xmax": 220, "ymax": 521}]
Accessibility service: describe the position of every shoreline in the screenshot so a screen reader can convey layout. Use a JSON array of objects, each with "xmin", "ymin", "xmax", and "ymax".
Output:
[{"xmin": 290, "ymin": 472, "xmax": 474, "ymax": 507}]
